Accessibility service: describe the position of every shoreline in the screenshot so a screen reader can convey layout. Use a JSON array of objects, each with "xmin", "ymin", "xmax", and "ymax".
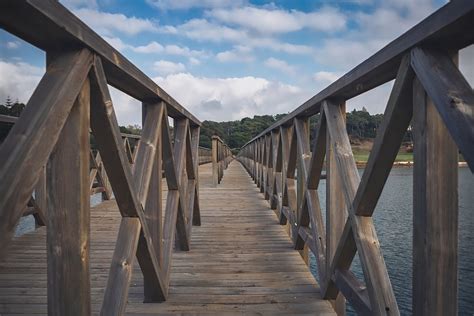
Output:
[{"xmin": 355, "ymin": 161, "xmax": 469, "ymax": 168}]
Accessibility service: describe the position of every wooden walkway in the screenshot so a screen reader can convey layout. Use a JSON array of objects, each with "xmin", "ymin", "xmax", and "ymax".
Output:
[{"xmin": 0, "ymin": 161, "xmax": 334, "ymax": 315}]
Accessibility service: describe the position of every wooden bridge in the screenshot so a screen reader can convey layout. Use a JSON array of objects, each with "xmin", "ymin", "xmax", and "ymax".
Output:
[{"xmin": 0, "ymin": 1, "xmax": 473, "ymax": 315}]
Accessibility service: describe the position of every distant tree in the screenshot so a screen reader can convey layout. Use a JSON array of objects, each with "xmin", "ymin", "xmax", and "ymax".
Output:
[
  {"xmin": 9, "ymin": 101, "xmax": 25, "ymax": 117},
  {"xmin": 5, "ymin": 96, "xmax": 12, "ymax": 107},
  {"xmin": 119, "ymin": 124, "xmax": 142, "ymax": 135}
]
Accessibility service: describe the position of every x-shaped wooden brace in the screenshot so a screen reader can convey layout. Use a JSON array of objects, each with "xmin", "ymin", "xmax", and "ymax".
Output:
[{"xmin": 89, "ymin": 56, "xmax": 200, "ymax": 314}]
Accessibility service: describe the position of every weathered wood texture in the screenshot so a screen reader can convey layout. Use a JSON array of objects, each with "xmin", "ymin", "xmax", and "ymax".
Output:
[
  {"xmin": 0, "ymin": 0, "xmax": 201, "ymax": 126},
  {"xmin": 242, "ymin": 0, "xmax": 473, "ymax": 145},
  {"xmin": 0, "ymin": 162, "xmax": 335, "ymax": 315},
  {"xmin": 46, "ymin": 76, "xmax": 91, "ymax": 315},
  {"xmin": 239, "ymin": 9, "xmax": 473, "ymax": 312},
  {"xmin": 211, "ymin": 135, "xmax": 233, "ymax": 186},
  {"xmin": 412, "ymin": 78, "xmax": 459, "ymax": 316}
]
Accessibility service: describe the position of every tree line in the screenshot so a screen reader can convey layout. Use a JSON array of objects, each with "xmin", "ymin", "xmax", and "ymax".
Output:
[
  {"xmin": 1, "ymin": 98, "xmax": 411, "ymax": 151},
  {"xmin": 199, "ymin": 107, "xmax": 405, "ymax": 151}
]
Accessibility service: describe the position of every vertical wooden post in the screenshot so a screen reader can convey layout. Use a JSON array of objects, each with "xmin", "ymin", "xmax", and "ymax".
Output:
[
  {"xmin": 142, "ymin": 103, "xmax": 163, "ymax": 297},
  {"xmin": 326, "ymin": 102, "xmax": 346, "ymax": 315},
  {"xmin": 296, "ymin": 118, "xmax": 309, "ymax": 265},
  {"xmin": 190, "ymin": 126, "xmax": 201, "ymax": 226},
  {"xmin": 47, "ymin": 76, "xmax": 90, "ymax": 315},
  {"xmin": 263, "ymin": 135, "xmax": 269, "ymax": 196},
  {"xmin": 412, "ymin": 78, "xmax": 458, "ymax": 316},
  {"xmin": 35, "ymin": 166, "xmax": 47, "ymax": 227},
  {"xmin": 212, "ymin": 136, "xmax": 218, "ymax": 187}
]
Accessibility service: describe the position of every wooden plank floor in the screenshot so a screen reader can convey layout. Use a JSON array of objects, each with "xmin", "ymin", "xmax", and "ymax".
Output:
[{"xmin": 0, "ymin": 161, "xmax": 335, "ymax": 315}]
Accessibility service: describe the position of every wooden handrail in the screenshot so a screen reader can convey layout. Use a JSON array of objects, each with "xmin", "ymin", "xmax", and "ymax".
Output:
[
  {"xmin": 0, "ymin": 2, "xmax": 204, "ymax": 315},
  {"xmin": 238, "ymin": 2, "xmax": 474, "ymax": 315},
  {"xmin": 243, "ymin": 0, "xmax": 473, "ymax": 147},
  {"xmin": 211, "ymin": 135, "xmax": 233, "ymax": 186},
  {"xmin": 0, "ymin": 0, "xmax": 201, "ymax": 126}
]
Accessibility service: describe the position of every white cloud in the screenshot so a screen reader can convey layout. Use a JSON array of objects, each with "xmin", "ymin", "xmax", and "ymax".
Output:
[
  {"xmin": 6, "ymin": 41, "xmax": 20, "ymax": 49},
  {"xmin": 216, "ymin": 46, "xmax": 254, "ymax": 63},
  {"xmin": 161, "ymin": 19, "xmax": 314, "ymax": 55},
  {"xmin": 108, "ymin": 85, "xmax": 142, "ymax": 126},
  {"xmin": 346, "ymin": 81, "xmax": 394, "ymax": 115},
  {"xmin": 460, "ymin": 45, "xmax": 474, "ymax": 87},
  {"xmin": 164, "ymin": 19, "xmax": 246, "ymax": 43},
  {"xmin": 60, "ymin": 0, "xmax": 98, "ymax": 9},
  {"xmin": 208, "ymin": 6, "xmax": 346, "ymax": 34},
  {"xmin": 153, "ymin": 73, "xmax": 309, "ymax": 121},
  {"xmin": 72, "ymin": 8, "xmax": 158, "ymax": 36},
  {"xmin": 132, "ymin": 41, "xmax": 164, "ymax": 53},
  {"xmin": 0, "ymin": 60, "xmax": 44, "ymax": 105},
  {"xmin": 102, "ymin": 36, "xmax": 130, "ymax": 51},
  {"xmin": 153, "ymin": 60, "xmax": 186, "ymax": 75},
  {"xmin": 189, "ymin": 57, "xmax": 201, "ymax": 65},
  {"xmin": 146, "ymin": 0, "xmax": 245, "ymax": 10},
  {"xmin": 162, "ymin": 44, "xmax": 207, "ymax": 58},
  {"xmin": 314, "ymin": 0, "xmax": 441, "ymax": 71},
  {"xmin": 264, "ymin": 57, "xmax": 295, "ymax": 75},
  {"xmin": 313, "ymin": 71, "xmax": 342, "ymax": 84}
]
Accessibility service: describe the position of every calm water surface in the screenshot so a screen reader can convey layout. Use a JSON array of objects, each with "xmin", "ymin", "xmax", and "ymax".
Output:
[{"xmin": 310, "ymin": 167, "xmax": 474, "ymax": 315}]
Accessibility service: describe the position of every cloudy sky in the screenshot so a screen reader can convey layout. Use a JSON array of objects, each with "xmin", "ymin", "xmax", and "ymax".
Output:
[{"xmin": 1, "ymin": 0, "xmax": 472, "ymax": 126}]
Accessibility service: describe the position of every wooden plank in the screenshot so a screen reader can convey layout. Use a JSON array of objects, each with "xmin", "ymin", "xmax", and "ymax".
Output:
[
  {"xmin": 412, "ymin": 78, "xmax": 458, "ymax": 316},
  {"xmin": 101, "ymin": 218, "xmax": 141, "ymax": 316},
  {"xmin": 34, "ymin": 167, "xmax": 47, "ymax": 227},
  {"xmin": 323, "ymin": 56, "xmax": 415, "ymax": 307},
  {"xmin": 46, "ymin": 76, "xmax": 90, "ymax": 315},
  {"xmin": 142, "ymin": 102, "xmax": 164, "ymax": 299},
  {"xmin": 241, "ymin": 0, "xmax": 474, "ymax": 146},
  {"xmin": 411, "ymin": 47, "xmax": 474, "ymax": 171},
  {"xmin": 0, "ymin": 0, "xmax": 201, "ymax": 126},
  {"xmin": 173, "ymin": 119, "xmax": 190, "ymax": 251},
  {"xmin": 323, "ymin": 101, "xmax": 399, "ymax": 315},
  {"xmin": 0, "ymin": 48, "xmax": 92, "ymax": 259},
  {"xmin": 188, "ymin": 126, "xmax": 201, "ymax": 228},
  {"xmin": 90, "ymin": 57, "xmax": 166, "ymax": 306},
  {"xmin": 326, "ymin": 102, "xmax": 347, "ymax": 315},
  {"xmin": 353, "ymin": 54, "xmax": 414, "ymax": 216},
  {"xmin": 212, "ymin": 136, "xmax": 218, "ymax": 187},
  {"xmin": 333, "ymin": 270, "xmax": 371, "ymax": 315},
  {"xmin": 0, "ymin": 114, "xmax": 17, "ymax": 124},
  {"xmin": 133, "ymin": 103, "xmax": 164, "ymax": 208}
]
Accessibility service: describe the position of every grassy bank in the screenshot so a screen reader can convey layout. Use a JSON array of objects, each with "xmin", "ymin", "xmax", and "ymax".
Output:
[{"xmin": 352, "ymin": 149, "xmax": 413, "ymax": 163}]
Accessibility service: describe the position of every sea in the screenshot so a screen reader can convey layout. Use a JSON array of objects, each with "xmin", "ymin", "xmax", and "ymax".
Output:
[{"xmin": 310, "ymin": 167, "xmax": 474, "ymax": 315}]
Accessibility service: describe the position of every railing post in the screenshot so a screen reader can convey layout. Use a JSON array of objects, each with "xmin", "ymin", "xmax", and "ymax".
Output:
[
  {"xmin": 142, "ymin": 102, "xmax": 163, "ymax": 293},
  {"xmin": 212, "ymin": 136, "xmax": 218, "ymax": 187},
  {"xmin": 326, "ymin": 102, "xmax": 347, "ymax": 315},
  {"xmin": 34, "ymin": 166, "xmax": 47, "ymax": 227},
  {"xmin": 412, "ymin": 78, "xmax": 458, "ymax": 316},
  {"xmin": 47, "ymin": 74, "xmax": 91, "ymax": 315},
  {"xmin": 296, "ymin": 118, "xmax": 309, "ymax": 265}
]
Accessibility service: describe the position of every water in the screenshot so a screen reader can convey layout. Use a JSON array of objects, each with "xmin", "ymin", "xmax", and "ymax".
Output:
[
  {"xmin": 14, "ymin": 193, "xmax": 104, "ymax": 236},
  {"xmin": 310, "ymin": 167, "xmax": 474, "ymax": 315}
]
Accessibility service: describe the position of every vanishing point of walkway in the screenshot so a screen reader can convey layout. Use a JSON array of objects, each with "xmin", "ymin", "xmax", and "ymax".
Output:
[{"xmin": 0, "ymin": 161, "xmax": 335, "ymax": 315}]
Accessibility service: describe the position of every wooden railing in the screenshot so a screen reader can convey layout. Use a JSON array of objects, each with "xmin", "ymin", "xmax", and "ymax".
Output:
[
  {"xmin": 0, "ymin": 1, "xmax": 203, "ymax": 315},
  {"xmin": 198, "ymin": 146, "xmax": 212, "ymax": 165},
  {"xmin": 238, "ymin": 1, "xmax": 474, "ymax": 315},
  {"xmin": 1, "ymin": 114, "xmax": 143, "ymax": 226},
  {"xmin": 211, "ymin": 135, "xmax": 233, "ymax": 186}
]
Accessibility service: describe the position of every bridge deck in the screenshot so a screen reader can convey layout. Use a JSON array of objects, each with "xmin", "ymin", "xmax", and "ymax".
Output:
[{"xmin": 0, "ymin": 161, "xmax": 335, "ymax": 315}]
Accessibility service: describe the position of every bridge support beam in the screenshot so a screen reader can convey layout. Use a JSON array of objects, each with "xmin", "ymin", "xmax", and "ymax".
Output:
[
  {"xmin": 412, "ymin": 78, "xmax": 458, "ymax": 316},
  {"xmin": 326, "ymin": 103, "xmax": 347, "ymax": 316},
  {"xmin": 47, "ymin": 76, "xmax": 91, "ymax": 315}
]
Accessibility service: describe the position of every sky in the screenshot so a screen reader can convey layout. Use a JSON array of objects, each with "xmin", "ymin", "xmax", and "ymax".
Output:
[{"xmin": 1, "ymin": 0, "xmax": 472, "ymax": 126}]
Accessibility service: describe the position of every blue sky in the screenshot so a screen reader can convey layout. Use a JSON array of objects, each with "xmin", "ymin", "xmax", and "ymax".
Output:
[{"xmin": 3, "ymin": 0, "xmax": 472, "ymax": 126}]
